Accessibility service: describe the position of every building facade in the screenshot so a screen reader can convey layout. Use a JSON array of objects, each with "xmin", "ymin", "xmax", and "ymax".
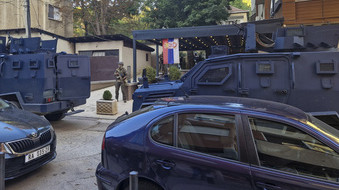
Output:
[
  {"xmin": 221, "ymin": 6, "xmax": 249, "ymax": 25},
  {"xmin": 0, "ymin": 0, "xmax": 73, "ymax": 37},
  {"xmin": 253, "ymin": 0, "xmax": 339, "ymax": 26}
]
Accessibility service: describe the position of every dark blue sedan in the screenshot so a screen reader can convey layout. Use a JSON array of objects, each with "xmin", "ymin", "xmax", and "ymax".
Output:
[
  {"xmin": 96, "ymin": 96, "xmax": 339, "ymax": 190},
  {"xmin": 0, "ymin": 98, "xmax": 56, "ymax": 180}
]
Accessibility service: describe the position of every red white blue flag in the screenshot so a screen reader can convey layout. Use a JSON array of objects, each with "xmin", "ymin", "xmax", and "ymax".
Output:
[{"xmin": 162, "ymin": 38, "xmax": 179, "ymax": 64}]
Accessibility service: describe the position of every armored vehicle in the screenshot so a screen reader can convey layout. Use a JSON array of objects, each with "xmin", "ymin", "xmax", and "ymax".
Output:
[
  {"xmin": 133, "ymin": 24, "xmax": 339, "ymax": 127},
  {"xmin": 0, "ymin": 37, "xmax": 90, "ymax": 121}
]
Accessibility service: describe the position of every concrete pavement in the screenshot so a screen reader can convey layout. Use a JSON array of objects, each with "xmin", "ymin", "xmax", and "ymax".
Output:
[
  {"xmin": 5, "ymin": 85, "xmax": 134, "ymax": 190},
  {"xmin": 6, "ymin": 116, "xmax": 109, "ymax": 190}
]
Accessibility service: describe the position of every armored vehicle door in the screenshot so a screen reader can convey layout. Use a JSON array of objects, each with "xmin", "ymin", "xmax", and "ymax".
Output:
[
  {"xmin": 55, "ymin": 55, "xmax": 90, "ymax": 101},
  {"xmin": 240, "ymin": 55, "xmax": 291, "ymax": 103},
  {"xmin": 189, "ymin": 55, "xmax": 291, "ymax": 103},
  {"xmin": 190, "ymin": 61, "xmax": 238, "ymax": 96},
  {"xmin": 0, "ymin": 54, "xmax": 56, "ymax": 105}
]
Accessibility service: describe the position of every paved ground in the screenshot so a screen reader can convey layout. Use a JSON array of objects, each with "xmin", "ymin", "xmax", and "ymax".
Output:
[{"xmin": 5, "ymin": 85, "xmax": 132, "ymax": 190}]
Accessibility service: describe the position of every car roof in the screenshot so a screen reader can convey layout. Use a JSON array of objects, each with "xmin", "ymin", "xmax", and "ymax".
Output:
[{"xmin": 156, "ymin": 96, "xmax": 308, "ymax": 121}]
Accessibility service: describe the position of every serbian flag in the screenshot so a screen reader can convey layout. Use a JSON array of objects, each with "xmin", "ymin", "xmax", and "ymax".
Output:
[{"xmin": 162, "ymin": 38, "xmax": 179, "ymax": 64}]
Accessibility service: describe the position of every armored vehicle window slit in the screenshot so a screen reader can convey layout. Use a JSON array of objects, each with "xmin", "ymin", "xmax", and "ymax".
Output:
[
  {"xmin": 68, "ymin": 60, "xmax": 79, "ymax": 68},
  {"xmin": 29, "ymin": 60, "xmax": 39, "ymax": 69},
  {"xmin": 256, "ymin": 62, "xmax": 274, "ymax": 74},
  {"xmin": 12, "ymin": 61, "xmax": 21, "ymax": 69},
  {"xmin": 198, "ymin": 65, "xmax": 232, "ymax": 85},
  {"xmin": 316, "ymin": 60, "xmax": 337, "ymax": 74}
]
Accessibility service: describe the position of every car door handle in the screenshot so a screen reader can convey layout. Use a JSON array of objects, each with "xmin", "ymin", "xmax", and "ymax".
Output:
[
  {"xmin": 256, "ymin": 182, "xmax": 282, "ymax": 190},
  {"xmin": 155, "ymin": 160, "xmax": 176, "ymax": 170}
]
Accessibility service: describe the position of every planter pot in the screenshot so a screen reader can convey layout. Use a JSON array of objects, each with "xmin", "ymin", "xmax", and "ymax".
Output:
[
  {"xmin": 96, "ymin": 99, "xmax": 118, "ymax": 115},
  {"xmin": 126, "ymin": 82, "xmax": 138, "ymax": 101}
]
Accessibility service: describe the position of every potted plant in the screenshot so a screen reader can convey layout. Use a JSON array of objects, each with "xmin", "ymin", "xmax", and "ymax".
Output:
[
  {"xmin": 169, "ymin": 66, "xmax": 181, "ymax": 81},
  {"xmin": 96, "ymin": 90, "xmax": 118, "ymax": 115}
]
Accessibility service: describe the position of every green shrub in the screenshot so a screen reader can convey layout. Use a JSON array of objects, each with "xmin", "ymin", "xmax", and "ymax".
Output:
[
  {"xmin": 146, "ymin": 66, "xmax": 156, "ymax": 83},
  {"xmin": 169, "ymin": 66, "xmax": 181, "ymax": 81},
  {"xmin": 103, "ymin": 90, "xmax": 112, "ymax": 100}
]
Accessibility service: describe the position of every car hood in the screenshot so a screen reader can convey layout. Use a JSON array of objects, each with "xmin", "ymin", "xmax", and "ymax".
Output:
[
  {"xmin": 137, "ymin": 81, "xmax": 182, "ymax": 92},
  {"xmin": 0, "ymin": 108, "xmax": 50, "ymax": 142}
]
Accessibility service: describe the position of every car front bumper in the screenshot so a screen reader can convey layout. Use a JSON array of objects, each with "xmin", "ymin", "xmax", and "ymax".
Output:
[{"xmin": 5, "ymin": 137, "xmax": 57, "ymax": 180}]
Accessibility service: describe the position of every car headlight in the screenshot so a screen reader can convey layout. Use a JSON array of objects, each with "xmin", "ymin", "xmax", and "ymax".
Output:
[
  {"xmin": 0, "ymin": 143, "xmax": 12, "ymax": 154},
  {"xmin": 48, "ymin": 125, "xmax": 55, "ymax": 136},
  {"xmin": 39, "ymin": 125, "xmax": 54, "ymax": 133},
  {"xmin": 49, "ymin": 125, "xmax": 55, "ymax": 132}
]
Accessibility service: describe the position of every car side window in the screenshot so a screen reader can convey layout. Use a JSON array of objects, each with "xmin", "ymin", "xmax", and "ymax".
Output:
[
  {"xmin": 150, "ymin": 116, "xmax": 174, "ymax": 146},
  {"xmin": 178, "ymin": 113, "xmax": 238, "ymax": 160},
  {"xmin": 249, "ymin": 117, "xmax": 339, "ymax": 182}
]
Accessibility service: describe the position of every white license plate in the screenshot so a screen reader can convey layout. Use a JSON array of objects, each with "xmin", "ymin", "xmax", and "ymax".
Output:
[{"xmin": 25, "ymin": 145, "xmax": 50, "ymax": 163}]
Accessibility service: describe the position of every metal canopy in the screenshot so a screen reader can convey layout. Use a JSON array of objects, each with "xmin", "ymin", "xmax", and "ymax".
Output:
[
  {"xmin": 133, "ymin": 25, "xmax": 243, "ymax": 40},
  {"xmin": 133, "ymin": 25, "xmax": 246, "ymax": 52},
  {"xmin": 131, "ymin": 18, "xmax": 284, "ymax": 82},
  {"xmin": 147, "ymin": 35, "xmax": 244, "ymax": 51},
  {"xmin": 131, "ymin": 25, "xmax": 246, "ymax": 82},
  {"xmin": 132, "ymin": 18, "xmax": 283, "ymax": 51}
]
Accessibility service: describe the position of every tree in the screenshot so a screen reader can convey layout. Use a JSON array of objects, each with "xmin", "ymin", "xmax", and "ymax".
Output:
[
  {"xmin": 72, "ymin": 0, "xmax": 142, "ymax": 36},
  {"xmin": 142, "ymin": 0, "xmax": 231, "ymax": 29},
  {"xmin": 230, "ymin": 0, "xmax": 251, "ymax": 11},
  {"xmin": 142, "ymin": 0, "xmax": 233, "ymax": 69},
  {"xmin": 111, "ymin": 11, "xmax": 151, "ymax": 38}
]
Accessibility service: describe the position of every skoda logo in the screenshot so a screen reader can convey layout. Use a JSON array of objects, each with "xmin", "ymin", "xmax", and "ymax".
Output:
[{"xmin": 30, "ymin": 132, "xmax": 38, "ymax": 139}]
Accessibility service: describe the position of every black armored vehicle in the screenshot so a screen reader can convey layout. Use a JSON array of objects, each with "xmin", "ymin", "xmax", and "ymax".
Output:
[
  {"xmin": 0, "ymin": 37, "xmax": 90, "ymax": 121},
  {"xmin": 133, "ymin": 23, "xmax": 339, "ymax": 127}
]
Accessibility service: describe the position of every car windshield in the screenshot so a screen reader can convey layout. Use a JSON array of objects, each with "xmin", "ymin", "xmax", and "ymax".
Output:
[
  {"xmin": 0, "ymin": 99, "xmax": 10, "ymax": 109},
  {"xmin": 306, "ymin": 114, "xmax": 339, "ymax": 144}
]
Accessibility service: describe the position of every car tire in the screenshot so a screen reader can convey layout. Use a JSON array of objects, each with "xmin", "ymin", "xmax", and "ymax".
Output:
[
  {"xmin": 44, "ymin": 111, "xmax": 66, "ymax": 121},
  {"xmin": 123, "ymin": 180, "xmax": 162, "ymax": 190}
]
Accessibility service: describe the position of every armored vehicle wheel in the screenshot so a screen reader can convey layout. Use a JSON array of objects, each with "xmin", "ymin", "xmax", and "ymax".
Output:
[{"xmin": 44, "ymin": 111, "xmax": 66, "ymax": 121}]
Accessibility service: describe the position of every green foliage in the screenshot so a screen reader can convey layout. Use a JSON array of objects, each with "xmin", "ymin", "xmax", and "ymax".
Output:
[
  {"xmin": 71, "ymin": 0, "xmax": 235, "ymax": 36},
  {"xmin": 103, "ymin": 90, "xmax": 113, "ymax": 100},
  {"xmin": 109, "ymin": 11, "xmax": 150, "ymax": 37},
  {"xmin": 142, "ymin": 0, "xmax": 231, "ymax": 29},
  {"xmin": 72, "ymin": 0, "xmax": 143, "ymax": 36},
  {"xmin": 230, "ymin": 0, "xmax": 251, "ymax": 11},
  {"xmin": 146, "ymin": 66, "xmax": 157, "ymax": 83},
  {"xmin": 169, "ymin": 66, "xmax": 181, "ymax": 81}
]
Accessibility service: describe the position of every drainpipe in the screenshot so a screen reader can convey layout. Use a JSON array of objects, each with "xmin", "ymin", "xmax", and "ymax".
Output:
[{"xmin": 25, "ymin": 0, "xmax": 31, "ymax": 38}]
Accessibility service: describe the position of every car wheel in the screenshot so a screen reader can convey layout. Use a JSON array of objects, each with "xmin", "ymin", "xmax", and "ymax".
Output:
[
  {"xmin": 44, "ymin": 111, "xmax": 66, "ymax": 121},
  {"xmin": 123, "ymin": 180, "xmax": 162, "ymax": 190}
]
